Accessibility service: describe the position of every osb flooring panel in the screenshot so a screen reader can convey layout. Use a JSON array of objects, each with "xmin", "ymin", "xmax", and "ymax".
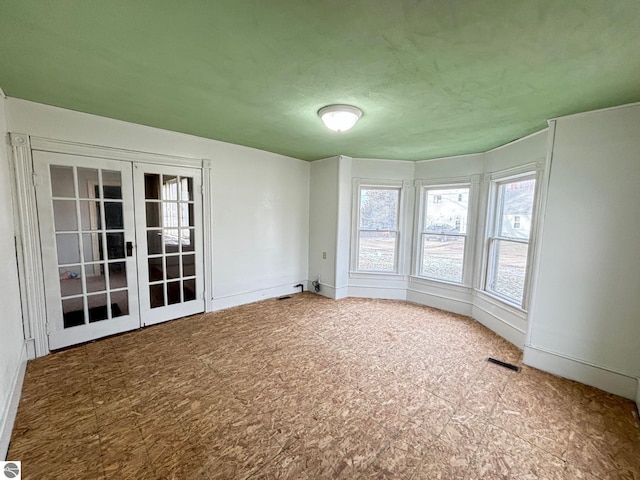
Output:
[{"xmin": 9, "ymin": 293, "xmax": 640, "ymax": 479}]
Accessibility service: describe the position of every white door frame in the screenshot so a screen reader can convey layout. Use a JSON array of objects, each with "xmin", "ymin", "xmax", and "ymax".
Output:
[{"xmin": 9, "ymin": 133, "xmax": 214, "ymax": 357}]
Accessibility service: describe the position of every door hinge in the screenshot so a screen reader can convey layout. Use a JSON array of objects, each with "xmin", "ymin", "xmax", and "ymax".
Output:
[
  {"xmin": 201, "ymin": 185, "xmax": 205, "ymax": 196},
  {"xmin": 32, "ymin": 173, "xmax": 41, "ymax": 187}
]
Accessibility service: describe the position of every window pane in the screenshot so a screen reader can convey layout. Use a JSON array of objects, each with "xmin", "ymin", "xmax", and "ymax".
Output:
[
  {"xmin": 53, "ymin": 200, "xmax": 78, "ymax": 231},
  {"xmin": 424, "ymin": 187, "xmax": 469, "ymax": 235},
  {"xmin": 498, "ymin": 178, "xmax": 535, "ymax": 240},
  {"xmin": 422, "ymin": 236, "xmax": 465, "ymax": 283},
  {"xmin": 358, "ymin": 231, "xmax": 396, "ymax": 271},
  {"xmin": 359, "ymin": 188, "xmax": 399, "ymax": 230},
  {"xmin": 488, "ymin": 240, "xmax": 529, "ymax": 305}
]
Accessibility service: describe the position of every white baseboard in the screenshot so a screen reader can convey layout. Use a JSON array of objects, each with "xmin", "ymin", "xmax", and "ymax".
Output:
[
  {"xmin": 406, "ymin": 288, "xmax": 473, "ymax": 316},
  {"xmin": 311, "ymin": 283, "xmax": 348, "ymax": 300},
  {"xmin": 471, "ymin": 292, "xmax": 527, "ymax": 349},
  {"xmin": 348, "ymin": 285, "xmax": 407, "ymax": 300},
  {"xmin": 209, "ymin": 282, "xmax": 308, "ymax": 311},
  {"xmin": 472, "ymin": 305, "xmax": 526, "ymax": 349},
  {"xmin": 523, "ymin": 345, "xmax": 638, "ymax": 400},
  {"xmin": 1, "ymin": 342, "xmax": 28, "ymax": 460}
]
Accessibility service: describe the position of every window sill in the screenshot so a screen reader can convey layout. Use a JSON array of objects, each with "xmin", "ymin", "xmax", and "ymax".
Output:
[
  {"xmin": 474, "ymin": 290, "xmax": 528, "ymax": 316},
  {"xmin": 409, "ymin": 276, "xmax": 472, "ymax": 292},
  {"xmin": 349, "ymin": 272, "xmax": 408, "ymax": 281}
]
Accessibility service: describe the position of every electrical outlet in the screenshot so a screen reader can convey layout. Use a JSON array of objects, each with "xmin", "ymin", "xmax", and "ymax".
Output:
[{"xmin": 322, "ymin": 251, "xmax": 326, "ymax": 259}]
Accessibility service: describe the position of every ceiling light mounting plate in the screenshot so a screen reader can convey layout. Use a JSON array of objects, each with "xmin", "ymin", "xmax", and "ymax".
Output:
[{"xmin": 318, "ymin": 104, "xmax": 363, "ymax": 132}]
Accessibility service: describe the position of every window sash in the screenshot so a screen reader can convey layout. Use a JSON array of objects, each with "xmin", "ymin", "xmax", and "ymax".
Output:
[
  {"xmin": 355, "ymin": 186, "xmax": 401, "ymax": 273},
  {"xmin": 485, "ymin": 172, "xmax": 537, "ymax": 308},
  {"xmin": 417, "ymin": 185, "xmax": 470, "ymax": 283}
]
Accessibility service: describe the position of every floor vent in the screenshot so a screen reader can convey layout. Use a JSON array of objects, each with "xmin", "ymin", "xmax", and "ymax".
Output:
[
  {"xmin": 487, "ymin": 357, "xmax": 521, "ymax": 372},
  {"xmin": 277, "ymin": 295, "xmax": 292, "ymax": 301}
]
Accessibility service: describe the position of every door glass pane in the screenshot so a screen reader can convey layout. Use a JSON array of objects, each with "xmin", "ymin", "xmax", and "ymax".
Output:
[
  {"xmin": 181, "ymin": 229, "xmax": 195, "ymax": 251},
  {"xmin": 183, "ymin": 279, "xmax": 196, "ymax": 302},
  {"xmin": 59, "ymin": 266, "xmax": 82, "ymax": 296},
  {"xmin": 167, "ymin": 281, "xmax": 181, "ymax": 305},
  {"xmin": 62, "ymin": 298, "xmax": 85, "ymax": 328},
  {"xmin": 164, "ymin": 228, "xmax": 180, "ymax": 253},
  {"xmin": 145, "ymin": 202, "xmax": 161, "ymax": 227},
  {"xmin": 102, "ymin": 171, "xmax": 122, "ymax": 199},
  {"xmin": 79, "ymin": 201, "xmax": 100, "ymax": 231},
  {"xmin": 180, "ymin": 203, "xmax": 194, "ymax": 227},
  {"xmin": 112, "ymin": 291, "xmax": 128, "ymax": 317},
  {"xmin": 148, "ymin": 258, "xmax": 164, "ymax": 282},
  {"xmin": 147, "ymin": 230, "xmax": 163, "ymax": 255},
  {"xmin": 50, "ymin": 166, "xmax": 75, "ymax": 197},
  {"xmin": 181, "ymin": 177, "xmax": 194, "ymax": 201},
  {"xmin": 86, "ymin": 264, "xmax": 106, "ymax": 293},
  {"xmin": 57, "ymin": 233, "xmax": 80, "ymax": 264},
  {"xmin": 87, "ymin": 293, "xmax": 109, "ymax": 322},
  {"xmin": 150, "ymin": 284, "xmax": 164, "ymax": 308},
  {"xmin": 77, "ymin": 168, "xmax": 99, "ymax": 198},
  {"xmin": 105, "ymin": 202, "xmax": 124, "ymax": 229},
  {"xmin": 53, "ymin": 200, "xmax": 77, "ymax": 231},
  {"xmin": 82, "ymin": 233, "xmax": 102, "ymax": 263},
  {"xmin": 182, "ymin": 255, "xmax": 195, "ymax": 277},
  {"xmin": 145, "ymin": 174, "xmax": 161, "ymax": 200},
  {"xmin": 108, "ymin": 262, "xmax": 127, "ymax": 289},
  {"xmin": 106, "ymin": 233, "xmax": 125, "ymax": 259},
  {"xmin": 166, "ymin": 256, "xmax": 180, "ymax": 279},
  {"xmin": 163, "ymin": 175, "xmax": 178, "ymax": 200}
]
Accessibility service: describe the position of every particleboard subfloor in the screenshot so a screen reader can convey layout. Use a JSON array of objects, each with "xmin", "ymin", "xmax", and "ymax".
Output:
[{"xmin": 8, "ymin": 293, "xmax": 640, "ymax": 479}]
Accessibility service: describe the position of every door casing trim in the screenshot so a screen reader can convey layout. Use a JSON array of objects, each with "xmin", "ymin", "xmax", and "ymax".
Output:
[{"xmin": 9, "ymin": 133, "xmax": 213, "ymax": 357}]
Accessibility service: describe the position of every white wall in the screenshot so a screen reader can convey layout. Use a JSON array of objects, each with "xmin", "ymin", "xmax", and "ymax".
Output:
[
  {"xmin": 526, "ymin": 105, "xmax": 640, "ymax": 399},
  {"xmin": 308, "ymin": 157, "xmax": 339, "ymax": 296},
  {"xmin": 0, "ymin": 96, "xmax": 28, "ymax": 459},
  {"xmin": 6, "ymin": 98, "xmax": 310, "ymax": 311}
]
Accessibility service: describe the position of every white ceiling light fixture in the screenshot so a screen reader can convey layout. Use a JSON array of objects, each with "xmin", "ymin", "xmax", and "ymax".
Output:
[{"xmin": 318, "ymin": 104, "xmax": 363, "ymax": 132}]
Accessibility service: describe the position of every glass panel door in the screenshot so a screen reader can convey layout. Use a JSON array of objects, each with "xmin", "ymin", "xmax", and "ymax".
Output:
[
  {"xmin": 34, "ymin": 152, "xmax": 140, "ymax": 350},
  {"xmin": 135, "ymin": 165, "xmax": 204, "ymax": 326}
]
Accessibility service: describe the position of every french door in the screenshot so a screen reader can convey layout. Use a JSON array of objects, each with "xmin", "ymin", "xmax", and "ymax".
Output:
[
  {"xmin": 134, "ymin": 164, "xmax": 204, "ymax": 326},
  {"xmin": 34, "ymin": 151, "xmax": 204, "ymax": 350}
]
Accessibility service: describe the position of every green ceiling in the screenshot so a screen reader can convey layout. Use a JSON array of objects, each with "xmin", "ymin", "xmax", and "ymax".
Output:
[{"xmin": 1, "ymin": 1, "xmax": 639, "ymax": 161}]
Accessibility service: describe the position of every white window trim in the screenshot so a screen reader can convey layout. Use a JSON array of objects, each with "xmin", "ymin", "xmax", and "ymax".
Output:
[
  {"xmin": 482, "ymin": 163, "xmax": 543, "ymax": 311},
  {"xmin": 350, "ymin": 179, "xmax": 407, "ymax": 275},
  {"xmin": 412, "ymin": 177, "xmax": 479, "ymax": 286}
]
